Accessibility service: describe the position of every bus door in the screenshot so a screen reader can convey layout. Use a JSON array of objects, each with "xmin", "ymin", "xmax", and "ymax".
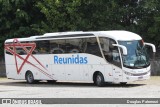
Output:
[
  {"xmin": 106, "ymin": 47, "xmax": 123, "ymax": 83},
  {"xmin": 112, "ymin": 65, "xmax": 123, "ymax": 83},
  {"xmin": 104, "ymin": 64, "xmax": 113, "ymax": 82},
  {"xmin": 99, "ymin": 37, "xmax": 122, "ymax": 82},
  {"xmin": 110, "ymin": 42, "xmax": 123, "ymax": 82}
]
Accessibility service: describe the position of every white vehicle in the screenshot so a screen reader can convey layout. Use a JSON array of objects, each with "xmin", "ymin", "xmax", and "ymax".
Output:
[{"xmin": 4, "ymin": 31, "xmax": 156, "ymax": 86}]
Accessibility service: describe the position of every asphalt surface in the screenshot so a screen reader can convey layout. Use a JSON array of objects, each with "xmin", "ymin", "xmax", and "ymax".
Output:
[{"xmin": 0, "ymin": 76, "xmax": 160, "ymax": 107}]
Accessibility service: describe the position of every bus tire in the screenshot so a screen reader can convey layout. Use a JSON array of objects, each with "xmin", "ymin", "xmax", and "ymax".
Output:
[
  {"xmin": 95, "ymin": 72, "xmax": 105, "ymax": 87},
  {"xmin": 25, "ymin": 71, "xmax": 35, "ymax": 84},
  {"xmin": 47, "ymin": 80, "xmax": 57, "ymax": 83},
  {"xmin": 120, "ymin": 82, "xmax": 127, "ymax": 85}
]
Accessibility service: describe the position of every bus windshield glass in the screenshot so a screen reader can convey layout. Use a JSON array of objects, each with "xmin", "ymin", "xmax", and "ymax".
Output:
[{"xmin": 118, "ymin": 40, "xmax": 150, "ymax": 69}]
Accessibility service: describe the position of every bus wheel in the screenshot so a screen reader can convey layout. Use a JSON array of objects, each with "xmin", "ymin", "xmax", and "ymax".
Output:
[
  {"xmin": 95, "ymin": 73, "xmax": 105, "ymax": 87},
  {"xmin": 47, "ymin": 80, "xmax": 57, "ymax": 83},
  {"xmin": 120, "ymin": 82, "xmax": 127, "ymax": 85},
  {"xmin": 26, "ymin": 71, "xmax": 35, "ymax": 84}
]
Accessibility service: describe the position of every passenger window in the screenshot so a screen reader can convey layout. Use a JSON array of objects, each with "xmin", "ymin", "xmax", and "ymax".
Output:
[
  {"xmin": 16, "ymin": 47, "xmax": 27, "ymax": 55},
  {"xmin": 6, "ymin": 48, "xmax": 13, "ymax": 55},
  {"xmin": 6, "ymin": 50, "xmax": 13, "ymax": 55},
  {"xmin": 5, "ymin": 43, "xmax": 13, "ymax": 55},
  {"xmin": 50, "ymin": 40, "xmax": 60, "ymax": 54},
  {"xmin": 5, "ymin": 42, "xmax": 27, "ymax": 55},
  {"xmin": 50, "ymin": 39, "xmax": 65, "ymax": 54},
  {"xmin": 85, "ymin": 37, "xmax": 102, "ymax": 57},
  {"xmin": 35, "ymin": 41, "xmax": 50, "ymax": 54},
  {"xmin": 66, "ymin": 38, "xmax": 86, "ymax": 53},
  {"xmin": 49, "ymin": 38, "xmax": 87, "ymax": 54},
  {"xmin": 58, "ymin": 39, "xmax": 66, "ymax": 53}
]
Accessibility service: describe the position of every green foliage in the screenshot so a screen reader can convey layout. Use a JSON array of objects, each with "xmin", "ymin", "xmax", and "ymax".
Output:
[
  {"xmin": 0, "ymin": 0, "xmax": 160, "ymax": 57},
  {"xmin": 0, "ymin": 0, "xmax": 44, "ymax": 56}
]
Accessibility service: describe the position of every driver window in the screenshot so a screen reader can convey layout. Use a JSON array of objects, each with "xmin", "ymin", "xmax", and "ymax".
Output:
[{"xmin": 99, "ymin": 37, "xmax": 121, "ymax": 67}]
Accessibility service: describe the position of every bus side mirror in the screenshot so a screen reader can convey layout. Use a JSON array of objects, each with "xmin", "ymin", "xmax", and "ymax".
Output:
[
  {"xmin": 112, "ymin": 44, "xmax": 127, "ymax": 55},
  {"xmin": 144, "ymin": 42, "xmax": 156, "ymax": 53}
]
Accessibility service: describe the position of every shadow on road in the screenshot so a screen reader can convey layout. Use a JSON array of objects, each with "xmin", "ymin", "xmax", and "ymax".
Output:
[{"xmin": 0, "ymin": 80, "xmax": 146, "ymax": 88}]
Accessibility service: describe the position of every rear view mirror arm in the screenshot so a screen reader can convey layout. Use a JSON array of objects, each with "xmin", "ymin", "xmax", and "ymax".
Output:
[
  {"xmin": 112, "ymin": 44, "xmax": 127, "ymax": 55},
  {"xmin": 144, "ymin": 42, "xmax": 156, "ymax": 53}
]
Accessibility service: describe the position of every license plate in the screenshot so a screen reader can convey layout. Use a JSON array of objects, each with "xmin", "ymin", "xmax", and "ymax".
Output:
[{"xmin": 138, "ymin": 76, "xmax": 143, "ymax": 80}]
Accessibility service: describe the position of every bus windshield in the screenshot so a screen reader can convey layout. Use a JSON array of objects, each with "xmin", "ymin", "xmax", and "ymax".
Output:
[{"xmin": 118, "ymin": 40, "xmax": 150, "ymax": 69}]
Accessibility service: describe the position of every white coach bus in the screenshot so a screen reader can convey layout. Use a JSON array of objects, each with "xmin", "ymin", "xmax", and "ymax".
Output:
[{"xmin": 4, "ymin": 31, "xmax": 156, "ymax": 86}]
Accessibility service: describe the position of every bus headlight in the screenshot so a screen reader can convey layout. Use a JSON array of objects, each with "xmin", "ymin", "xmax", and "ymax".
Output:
[
  {"xmin": 124, "ymin": 70, "xmax": 150, "ymax": 76},
  {"xmin": 124, "ymin": 71, "xmax": 133, "ymax": 76}
]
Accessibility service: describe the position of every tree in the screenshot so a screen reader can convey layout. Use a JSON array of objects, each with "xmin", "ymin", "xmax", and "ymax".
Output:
[
  {"xmin": 0, "ymin": 0, "xmax": 44, "ymax": 56},
  {"xmin": 1, "ymin": 0, "xmax": 160, "ymax": 57},
  {"xmin": 139, "ymin": 0, "xmax": 160, "ymax": 47}
]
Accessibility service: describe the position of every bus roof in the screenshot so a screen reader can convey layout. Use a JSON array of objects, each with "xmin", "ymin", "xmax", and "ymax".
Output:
[
  {"xmin": 5, "ymin": 30, "xmax": 142, "ymax": 43},
  {"xmin": 99, "ymin": 30, "xmax": 142, "ymax": 41}
]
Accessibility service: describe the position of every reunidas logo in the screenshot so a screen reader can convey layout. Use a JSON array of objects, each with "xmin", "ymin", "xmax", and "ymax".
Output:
[{"xmin": 54, "ymin": 55, "xmax": 88, "ymax": 64}]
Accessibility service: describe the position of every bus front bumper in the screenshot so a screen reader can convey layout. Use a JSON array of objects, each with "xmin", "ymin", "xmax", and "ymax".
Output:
[{"xmin": 123, "ymin": 72, "xmax": 150, "ymax": 82}]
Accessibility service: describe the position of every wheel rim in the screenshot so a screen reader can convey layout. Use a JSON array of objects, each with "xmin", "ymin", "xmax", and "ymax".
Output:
[
  {"xmin": 96, "ymin": 75, "xmax": 102, "ymax": 85},
  {"xmin": 27, "ymin": 73, "xmax": 33, "ymax": 83}
]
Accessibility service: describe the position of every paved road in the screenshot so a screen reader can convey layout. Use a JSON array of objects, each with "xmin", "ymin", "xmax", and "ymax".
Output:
[
  {"xmin": 0, "ymin": 76, "xmax": 160, "ymax": 107},
  {"xmin": 0, "ymin": 77, "xmax": 160, "ymax": 98}
]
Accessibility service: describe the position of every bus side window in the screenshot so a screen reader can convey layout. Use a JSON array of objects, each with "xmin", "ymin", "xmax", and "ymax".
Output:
[
  {"xmin": 85, "ymin": 37, "xmax": 102, "ymax": 57},
  {"xmin": 16, "ymin": 47, "xmax": 27, "ymax": 55},
  {"xmin": 49, "ymin": 39, "xmax": 65, "ymax": 54},
  {"xmin": 5, "ymin": 43, "xmax": 13, "ymax": 55},
  {"xmin": 50, "ymin": 40, "xmax": 60, "ymax": 54},
  {"xmin": 35, "ymin": 41, "xmax": 50, "ymax": 54},
  {"xmin": 58, "ymin": 40, "xmax": 66, "ymax": 53},
  {"xmin": 6, "ymin": 50, "xmax": 13, "ymax": 55},
  {"xmin": 16, "ymin": 41, "xmax": 27, "ymax": 55},
  {"xmin": 65, "ymin": 38, "xmax": 86, "ymax": 53}
]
